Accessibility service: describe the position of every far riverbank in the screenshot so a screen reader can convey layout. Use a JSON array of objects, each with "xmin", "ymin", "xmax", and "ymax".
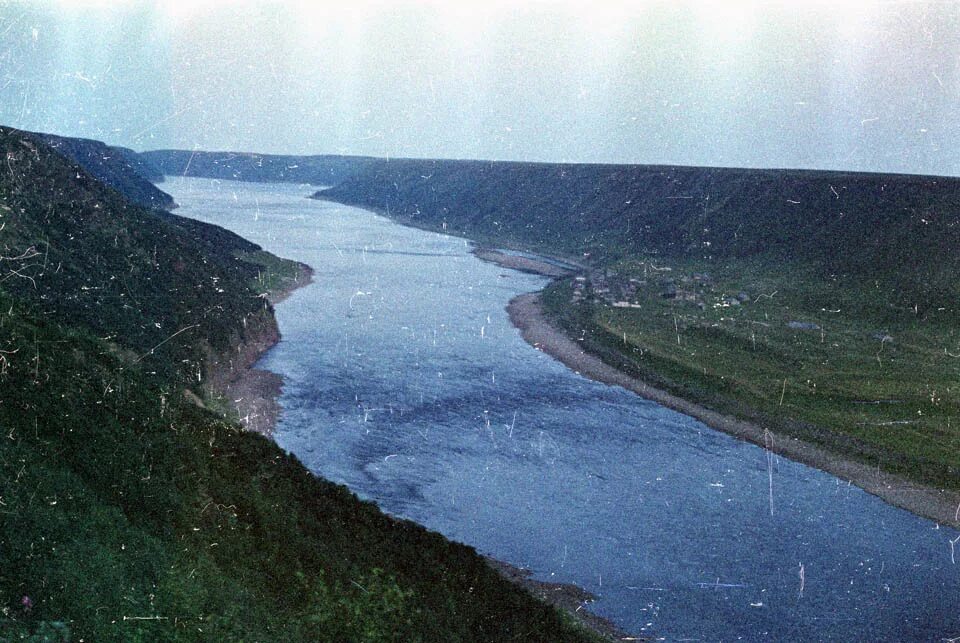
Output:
[{"xmin": 470, "ymin": 250, "xmax": 960, "ymax": 530}]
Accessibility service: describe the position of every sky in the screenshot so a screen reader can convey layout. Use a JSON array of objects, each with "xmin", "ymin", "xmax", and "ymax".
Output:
[{"xmin": 1, "ymin": 0, "xmax": 959, "ymax": 174}]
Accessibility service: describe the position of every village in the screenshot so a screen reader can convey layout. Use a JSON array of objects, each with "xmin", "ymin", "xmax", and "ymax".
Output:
[{"xmin": 570, "ymin": 262, "xmax": 752, "ymax": 311}]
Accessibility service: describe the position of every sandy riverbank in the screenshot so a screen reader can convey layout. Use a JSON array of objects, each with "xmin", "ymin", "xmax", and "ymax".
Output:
[
  {"xmin": 508, "ymin": 291, "xmax": 960, "ymax": 530},
  {"xmin": 465, "ymin": 246, "xmax": 960, "ymax": 528},
  {"xmin": 471, "ymin": 247, "xmax": 576, "ymax": 278}
]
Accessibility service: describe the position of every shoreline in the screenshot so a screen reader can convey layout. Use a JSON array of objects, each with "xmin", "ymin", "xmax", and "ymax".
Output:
[
  {"xmin": 471, "ymin": 247, "xmax": 578, "ymax": 278},
  {"xmin": 210, "ymin": 261, "xmax": 314, "ymax": 436},
  {"xmin": 467, "ymin": 247, "xmax": 960, "ymax": 529},
  {"xmin": 507, "ymin": 290, "xmax": 960, "ymax": 530},
  {"xmin": 485, "ymin": 557, "xmax": 640, "ymax": 642},
  {"xmin": 216, "ymin": 255, "xmax": 636, "ymax": 639}
]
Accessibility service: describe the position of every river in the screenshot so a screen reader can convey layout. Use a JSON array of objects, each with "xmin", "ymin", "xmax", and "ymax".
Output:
[{"xmin": 167, "ymin": 176, "xmax": 960, "ymax": 642}]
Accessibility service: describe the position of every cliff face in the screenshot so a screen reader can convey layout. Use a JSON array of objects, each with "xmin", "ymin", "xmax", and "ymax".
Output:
[
  {"xmin": 34, "ymin": 131, "xmax": 175, "ymax": 209},
  {"xmin": 140, "ymin": 149, "xmax": 374, "ymax": 186},
  {"xmin": 317, "ymin": 158, "xmax": 960, "ymax": 309}
]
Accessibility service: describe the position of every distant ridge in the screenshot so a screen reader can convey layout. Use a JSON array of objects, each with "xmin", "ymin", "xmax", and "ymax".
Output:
[
  {"xmin": 316, "ymin": 157, "xmax": 960, "ymax": 311},
  {"xmin": 140, "ymin": 149, "xmax": 374, "ymax": 186}
]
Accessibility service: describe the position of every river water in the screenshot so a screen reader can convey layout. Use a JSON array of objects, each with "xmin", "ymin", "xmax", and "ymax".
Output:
[{"xmin": 168, "ymin": 177, "xmax": 960, "ymax": 642}]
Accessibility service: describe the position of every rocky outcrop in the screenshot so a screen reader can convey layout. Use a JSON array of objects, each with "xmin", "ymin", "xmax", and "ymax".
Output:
[{"xmin": 202, "ymin": 261, "xmax": 313, "ymax": 435}]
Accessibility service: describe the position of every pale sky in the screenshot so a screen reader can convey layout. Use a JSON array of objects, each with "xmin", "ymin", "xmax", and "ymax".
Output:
[{"xmin": 1, "ymin": 0, "xmax": 959, "ymax": 174}]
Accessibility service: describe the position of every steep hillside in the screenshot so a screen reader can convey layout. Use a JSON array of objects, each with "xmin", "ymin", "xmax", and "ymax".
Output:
[
  {"xmin": 317, "ymin": 158, "xmax": 960, "ymax": 312},
  {"xmin": 0, "ymin": 128, "xmax": 600, "ymax": 642},
  {"xmin": 141, "ymin": 149, "xmax": 374, "ymax": 186},
  {"xmin": 34, "ymin": 132, "xmax": 175, "ymax": 210}
]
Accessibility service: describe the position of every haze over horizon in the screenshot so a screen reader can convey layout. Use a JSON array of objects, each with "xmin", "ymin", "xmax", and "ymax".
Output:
[{"xmin": 1, "ymin": 0, "xmax": 959, "ymax": 175}]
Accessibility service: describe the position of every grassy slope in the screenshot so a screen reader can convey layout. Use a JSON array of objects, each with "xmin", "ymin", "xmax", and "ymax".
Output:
[
  {"xmin": 0, "ymin": 128, "xmax": 599, "ymax": 642},
  {"xmin": 318, "ymin": 158, "xmax": 960, "ymax": 489},
  {"xmin": 542, "ymin": 262, "xmax": 960, "ymax": 488},
  {"xmin": 318, "ymin": 159, "xmax": 960, "ymax": 311}
]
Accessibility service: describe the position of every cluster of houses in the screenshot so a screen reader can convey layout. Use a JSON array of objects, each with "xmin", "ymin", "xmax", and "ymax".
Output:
[
  {"xmin": 571, "ymin": 269, "xmax": 646, "ymax": 308},
  {"xmin": 570, "ymin": 266, "xmax": 750, "ymax": 311}
]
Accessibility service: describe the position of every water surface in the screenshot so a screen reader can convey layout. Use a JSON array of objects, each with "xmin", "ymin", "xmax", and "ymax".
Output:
[{"xmin": 169, "ymin": 177, "xmax": 960, "ymax": 642}]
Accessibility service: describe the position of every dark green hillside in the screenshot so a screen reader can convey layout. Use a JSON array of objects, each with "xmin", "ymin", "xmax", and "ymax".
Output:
[
  {"xmin": 35, "ymin": 132, "xmax": 175, "ymax": 210},
  {"xmin": 0, "ymin": 128, "xmax": 600, "ymax": 642},
  {"xmin": 141, "ymin": 149, "xmax": 374, "ymax": 186},
  {"xmin": 318, "ymin": 159, "xmax": 960, "ymax": 312},
  {"xmin": 0, "ymin": 129, "xmax": 270, "ymax": 382}
]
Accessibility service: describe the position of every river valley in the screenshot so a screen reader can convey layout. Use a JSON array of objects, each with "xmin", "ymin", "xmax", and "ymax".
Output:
[{"xmin": 168, "ymin": 176, "xmax": 960, "ymax": 642}]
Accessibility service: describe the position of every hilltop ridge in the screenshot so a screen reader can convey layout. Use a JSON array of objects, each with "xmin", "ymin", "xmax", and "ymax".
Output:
[
  {"xmin": 33, "ymin": 131, "xmax": 175, "ymax": 210},
  {"xmin": 140, "ymin": 149, "xmax": 374, "ymax": 186},
  {"xmin": 0, "ymin": 128, "xmax": 602, "ymax": 642}
]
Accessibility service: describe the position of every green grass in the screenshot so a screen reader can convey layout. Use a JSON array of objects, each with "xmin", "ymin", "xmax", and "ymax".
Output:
[
  {"xmin": 543, "ymin": 257, "xmax": 960, "ymax": 489},
  {"xmin": 0, "ymin": 301, "xmax": 605, "ymax": 640},
  {"xmin": 237, "ymin": 249, "xmax": 309, "ymax": 300}
]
